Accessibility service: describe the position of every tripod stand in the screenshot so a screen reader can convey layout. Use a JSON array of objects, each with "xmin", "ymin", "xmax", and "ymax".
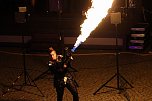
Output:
[
  {"xmin": 93, "ymin": 12, "xmax": 133, "ymax": 95},
  {"xmin": 2, "ymin": 14, "xmax": 44, "ymax": 97},
  {"xmin": 2, "ymin": 34, "xmax": 44, "ymax": 97}
]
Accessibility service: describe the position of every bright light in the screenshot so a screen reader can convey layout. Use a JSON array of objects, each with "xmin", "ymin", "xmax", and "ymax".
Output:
[{"xmin": 72, "ymin": 0, "xmax": 114, "ymax": 52}]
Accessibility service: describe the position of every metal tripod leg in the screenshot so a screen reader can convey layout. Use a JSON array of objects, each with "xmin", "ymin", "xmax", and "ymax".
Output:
[
  {"xmin": 2, "ymin": 70, "xmax": 45, "ymax": 97},
  {"xmin": 93, "ymin": 73, "xmax": 133, "ymax": 95},
  {"xmin": 33, "ymin": 68, "xmax": 51, "ymax": 82},
  {"xmin": 93, "ymin": 74, "xmax": 117, "ymax": 95}
]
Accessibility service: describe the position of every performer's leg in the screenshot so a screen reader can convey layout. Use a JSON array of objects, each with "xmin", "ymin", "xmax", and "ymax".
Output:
[
  {"xmin": 66, "ymin": 80, "xmax": 79, "ymax": 101},
  {"xmin": 56, "ymin": 86, "xmax": 64, "ymax": 101}
]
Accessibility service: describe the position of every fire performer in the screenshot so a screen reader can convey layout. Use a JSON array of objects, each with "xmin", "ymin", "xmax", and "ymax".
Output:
[{"xmin": 48, "ymin": 47, "xmax": 79, "ymax": 101}]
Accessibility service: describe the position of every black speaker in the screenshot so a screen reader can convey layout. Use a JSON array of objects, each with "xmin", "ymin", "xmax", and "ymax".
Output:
[{"xmin": 15, "ymin": 7, "xmax": 27, "ymax": 23}]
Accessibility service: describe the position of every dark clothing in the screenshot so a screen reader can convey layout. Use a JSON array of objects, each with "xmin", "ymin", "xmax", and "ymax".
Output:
[
  {"xmin": 49, "ymin": 56, "xmax": 79, "ymax": 101},
  {"xmin": 51, "ymin": 61, "xmax": 67, "ymax": 86},
  {"xmin": 56, "ymin": 77, "xmax": 79, "ymax": 101}
]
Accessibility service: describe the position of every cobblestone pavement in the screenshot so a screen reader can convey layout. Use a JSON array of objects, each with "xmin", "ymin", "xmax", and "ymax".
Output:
[{"xmin": 0, "ymin": 49, "xmax": 152, "ymax": 101}]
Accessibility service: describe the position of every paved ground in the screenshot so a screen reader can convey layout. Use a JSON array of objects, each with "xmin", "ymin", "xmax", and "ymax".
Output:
[{"xmin": 0, "ymin": 48, "xmax": 152, "ymax": 101}]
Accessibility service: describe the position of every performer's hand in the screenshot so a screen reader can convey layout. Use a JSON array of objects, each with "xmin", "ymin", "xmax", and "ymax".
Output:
[
  {"xmin": 64, "ymin": 64, "xmax": 67, "ymax": 68},
  {"xmin": 48, "ymin": 61, "xmax": 54, "ymax": 66},
  {"xmin": 48, "ymin": 61, "xmax": 52, "ymax": 66}
]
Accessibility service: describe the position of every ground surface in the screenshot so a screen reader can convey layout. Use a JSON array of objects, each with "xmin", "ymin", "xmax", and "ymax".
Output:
[{"xmin": 0, "ymin": 48, "xmax": 152, "ymax": 101}]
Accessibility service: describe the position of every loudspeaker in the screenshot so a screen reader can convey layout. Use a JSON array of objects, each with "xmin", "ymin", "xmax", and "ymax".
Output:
[
  {"xmin": 110, "ymin": 12, "xmax": 121, "ymax": 25},
  {"xmin": 18, "ymin": 6, "xmax": 27, "ymax": 12},
  {"xmin": 15, "ymin": 6, "xmax": 27, "ymax": 23}
]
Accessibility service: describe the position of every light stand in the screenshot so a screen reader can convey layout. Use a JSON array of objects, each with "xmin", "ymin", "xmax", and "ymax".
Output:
[
  {"xmin": 2, "ymin": 7, "xmax": 44, "ymax": 97},
  {"xmin": 93, "ymin": 12, "xmax": 133, "ymax": 95}
]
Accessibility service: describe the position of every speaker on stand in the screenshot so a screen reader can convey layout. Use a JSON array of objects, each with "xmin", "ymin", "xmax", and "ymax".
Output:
[
  {"xmin": 93, "ymin": 12, "xmax": 133, "ymax": 95},
  {"xmin": 2, "ymin": 6, "xmax": 44, "ymax": 97}
]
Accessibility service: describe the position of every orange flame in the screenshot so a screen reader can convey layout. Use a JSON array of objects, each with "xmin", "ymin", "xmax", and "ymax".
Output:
[{"xmin": 72, "ymin": 0, "xmax": 114, "ymax": 52}]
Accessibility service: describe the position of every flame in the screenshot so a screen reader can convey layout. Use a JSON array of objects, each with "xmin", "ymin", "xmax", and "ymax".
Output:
[{"xmin": 71, "ymin": 0, "xmax": 114, "ymax": 52}]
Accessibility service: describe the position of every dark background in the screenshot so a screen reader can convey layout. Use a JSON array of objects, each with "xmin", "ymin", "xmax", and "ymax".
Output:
[{"xmin": 0, "ymin": 0, "xmax": 152, "ymax": 51}]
